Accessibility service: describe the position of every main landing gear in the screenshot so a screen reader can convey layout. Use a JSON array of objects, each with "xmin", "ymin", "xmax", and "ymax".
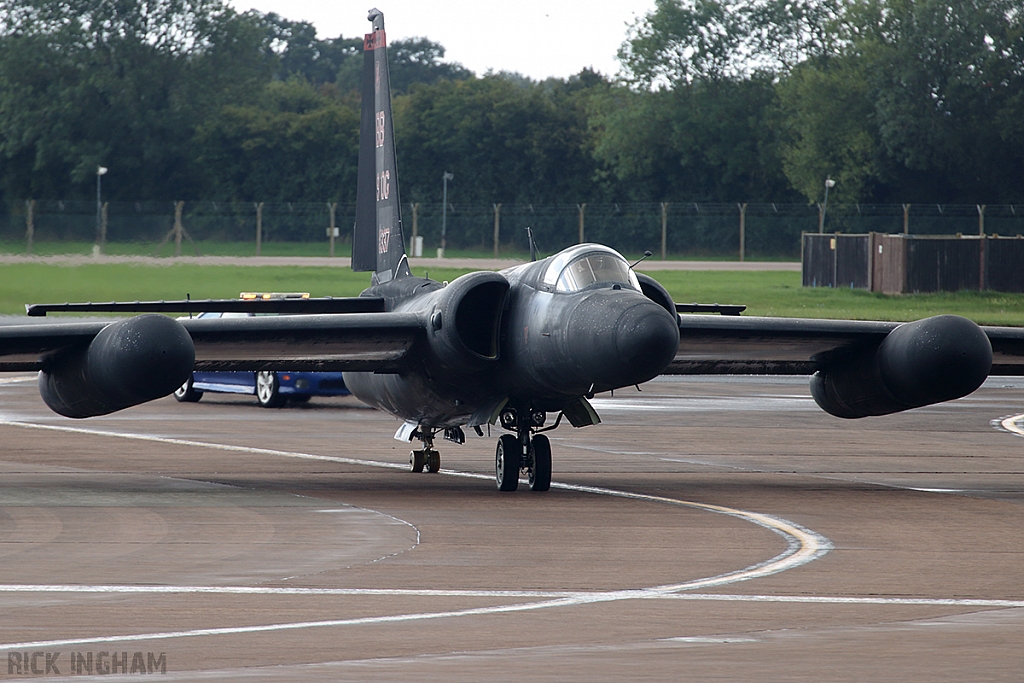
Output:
[{"xmin": 495, "ymin": 407, "xmax": 552, "ymax": 492}]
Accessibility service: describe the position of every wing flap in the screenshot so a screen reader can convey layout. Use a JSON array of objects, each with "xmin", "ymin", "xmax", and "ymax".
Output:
[
  {"xmin": 182, "ymin": 312, "xmax": 425, "ymax": 372},
  {"xmin": 0, "ymin": 313, "xmax": 426, "ymax": 373},
  {"xmin": 982, "ymin": 325, "xmax": 1024, "ymax": 375},
  {"xmin": 26, "ymin": 297, "xmax": 386, "ymax": 316},
  {"xmin": 668, "ymin": 314, "xmax": 896, "ymax": 375},
  {"xmin": 0, "ymin": 321, "xmax": 110, "ymax": 370}
]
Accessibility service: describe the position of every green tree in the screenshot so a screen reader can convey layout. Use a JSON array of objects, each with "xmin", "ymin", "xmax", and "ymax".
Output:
[
  {"xmin": 775, "ymin": 56, "xmax": 881, "ymax": 202},
  {"xmin": 194, "ymin": 79, "xmax": 360, "ymax": 202},
  {"xmin": 773, "ymin": 0, "xmax": 1024, "ymax": 203},
  {"xmin": 0, "ymin": 0, "xmax": 271, "ymax": 202},
  {"xmin": 257, "ymin": 13, "xmax": 362, "ymax": 86},
  {"xmin": 335, "ymin": 37, "xmax": 473, "ymax": 94},
  {"xmin": 592, "ymin": 78, "xmax": 794, "ymax": 201},
  {"xmin": 855, "ymin": 0, "xmax": 1024, "ymax": 202},
  {"xmin": 393, "ymin": 73, "xmax": 602, "ymax": 204},
  {"xmin": 620, "ymin": 0, "xmax": 842, "ymax": 86}
]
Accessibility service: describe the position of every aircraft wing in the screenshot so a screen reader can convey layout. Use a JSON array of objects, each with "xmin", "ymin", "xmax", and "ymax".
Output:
[
  {"xmin": 182, "ymin": 312, "xmax": 424, "ymax": 372},
  {"xmin": 0, "ymin": 312, "xmax": 426, "ymax": 373},
  {"xmin": 669, "ymin": 314, "xmax": 1024, "ymax": 376}
]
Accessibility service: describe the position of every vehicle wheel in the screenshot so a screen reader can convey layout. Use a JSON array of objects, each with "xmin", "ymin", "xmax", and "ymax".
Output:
[
  {"xmin": 426, "ymin": 450, "xmax": 441, "ymax": 473},
  {"xmin": 528, "ymin": 434, "xmax": 551, "ymax": 492},
  {"xmin": 256, "ymin": 371, "xmax": 285, "ymax": 408},
  {"xmin": 410, "ymin": 450, "xmax": 425, "ymax": 473},
  {"xmin": 173, "ymin": 376, "xmax": 202, "ymax": 403},
  {"xmin": 495, "ymin": 434, "xmax": 520, "ymax": 491}
]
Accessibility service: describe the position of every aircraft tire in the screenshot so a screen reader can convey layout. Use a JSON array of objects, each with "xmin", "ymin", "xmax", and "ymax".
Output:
[
  {"xmin": 528, "ymin": 434, "xmax": 551, "ymax": 492},
  {"xmin": 426, "ymin": 450, "xmax": 441, "ymax": 473},
  {"xmin": 410, "ymin": 450, "xmax": 426, "ymax": 473},
  {"xmin": 173, "ymin": 377, "xmax": 202, "ymax": 403},
  {"xmin": 495, "ymin": 435, "xmax": 520, "ymax": 491}
]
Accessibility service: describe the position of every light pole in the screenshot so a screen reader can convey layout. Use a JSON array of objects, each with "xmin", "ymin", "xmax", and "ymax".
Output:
[
  {"xmin": 818, "ymin": 176, "xmax": 835, "ymax": 233},
  {"xmin": 440, "ymin": 171, "xmax": 453, "ymax": 258},
  {"xmin": 96, "ymin": 166, "xmax": 108, "ymax": 252}
]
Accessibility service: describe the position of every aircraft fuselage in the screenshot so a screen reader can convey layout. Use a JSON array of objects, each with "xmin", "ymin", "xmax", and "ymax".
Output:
[{"xmin": 343, "ymin": 245, "xmax": 680, "ymax": 429}]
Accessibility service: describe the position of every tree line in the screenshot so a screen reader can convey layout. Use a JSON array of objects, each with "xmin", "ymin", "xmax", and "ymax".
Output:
[{"xmin": 1, "ymin": 0, "xmax": 1022, "ymax": 216}]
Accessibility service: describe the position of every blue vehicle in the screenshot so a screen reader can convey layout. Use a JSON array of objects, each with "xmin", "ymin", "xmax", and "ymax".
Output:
[{"xmin": 173, "ymin": 312, "xmax": 349, "ymax": 407}]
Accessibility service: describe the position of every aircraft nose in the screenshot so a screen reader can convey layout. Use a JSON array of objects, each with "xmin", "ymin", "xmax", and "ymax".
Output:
[
  {"xmin": 566, "ymin": 294, "xmax": 680, "ymax": 390},
  {"xmin": 614, "ymin": 302, "xmax": 680, "ymax": 379}
]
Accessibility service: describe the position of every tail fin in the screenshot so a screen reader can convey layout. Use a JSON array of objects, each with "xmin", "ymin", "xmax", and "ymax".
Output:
[{"xmin": 352, "ymin": 8, "xmax": 411, "ymax": 283}]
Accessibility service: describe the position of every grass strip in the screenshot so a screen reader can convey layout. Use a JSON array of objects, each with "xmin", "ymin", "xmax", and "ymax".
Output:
[{"xmin": 0, "ymin": 263, "xmax": 1021, "ymax": 326}]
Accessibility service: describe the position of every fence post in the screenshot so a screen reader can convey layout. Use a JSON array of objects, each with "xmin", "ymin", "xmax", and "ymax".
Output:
[
  {"xmin": 902, "ymin": 203, "xmax": 911, "ymax": 234},
  {"xmin": 978, "ymin": 204, "xmax": 987, "ymax": 291},
  {"xmin": 577, "ymin": 203, "xmax": 586, "ymax": 243},
  {"xmin": 493, "ymin": 203, "xmax": 501, "ymax": 258},
  {"xmin": 660, "ymin": 202, "xmax": 668, "ymax": 260},
  {"xmin": 328, "ymin": 202, "xmax": 337, "ymax": 257},
  {"xmin": 25, "ymin": 199, "xmax": 34, "ymax": 254},
  {"xmin": 255, "ymin": 202, "xmax": 263, "ymax": 256},
  {"xmin": 738, "ymin": 202, "xmax": 747, "ymax": 262},
  {"xmin": 174, "ymin": 201, "xmax": 184, "ymax": 257}
]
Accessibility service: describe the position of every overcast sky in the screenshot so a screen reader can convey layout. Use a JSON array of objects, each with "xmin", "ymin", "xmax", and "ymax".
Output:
[{"xmin": 226, "ymin": 1, "xmax": 657, "ymax": 81}]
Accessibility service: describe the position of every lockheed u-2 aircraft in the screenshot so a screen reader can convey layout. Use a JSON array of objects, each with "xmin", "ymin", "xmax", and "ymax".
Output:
[{"xmin": 3, "ymin": 9, "xmax": 1024, "ymax": 492}]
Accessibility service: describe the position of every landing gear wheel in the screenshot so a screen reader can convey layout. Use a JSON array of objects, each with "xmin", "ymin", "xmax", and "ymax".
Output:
[
  {"xmin": 409, "ymin": 450, "xmax": 426, "ymax": 473},
  {"xmin": 528, "ymin": 434, "xmax": 551, "ymax": 492},
  {"xmin": 426, "ymin": 450, "xmax": 441, "ymax": 473},
  {"xmin": 495, "ymin": 434, "xmax": 520, "ymax": 491},
  {"xmin": 173, "ymin": 376, "xmax": 202, "ymax": 403},
  {"xmin": 256, "ymin": 371, "xmax": 285, "ymax": 408}
]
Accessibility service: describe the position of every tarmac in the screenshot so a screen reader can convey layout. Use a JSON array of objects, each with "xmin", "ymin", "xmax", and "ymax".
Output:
[{"xmin": 2, "ymin": 374, "xmax": 1023, "ymax": 680}]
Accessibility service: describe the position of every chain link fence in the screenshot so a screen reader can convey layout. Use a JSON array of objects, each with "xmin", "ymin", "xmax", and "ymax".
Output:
[{"xmin": 2, "ymin": 200, "xmax": 1022, "ymax": 258}]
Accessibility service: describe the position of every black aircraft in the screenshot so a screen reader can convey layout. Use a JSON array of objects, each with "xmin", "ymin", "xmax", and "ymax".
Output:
[{"xmin": 3, "ymin": 9, "xmax": 1024, "ymax": 491}]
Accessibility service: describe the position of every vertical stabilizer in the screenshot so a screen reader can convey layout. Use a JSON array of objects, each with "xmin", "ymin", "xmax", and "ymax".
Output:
[{"xmin": 352, "ymin": 8, "xmax": 411, "ymax": 282}]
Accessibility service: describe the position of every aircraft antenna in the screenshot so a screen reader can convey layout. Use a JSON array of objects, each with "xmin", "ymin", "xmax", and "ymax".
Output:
[
  {"xmin": 629, "ymin": 250, "xmax": 653, "ymax": 268},
  {"xmin": 526, "ymin": 226, "xmax": 538, "ymax": 261}
]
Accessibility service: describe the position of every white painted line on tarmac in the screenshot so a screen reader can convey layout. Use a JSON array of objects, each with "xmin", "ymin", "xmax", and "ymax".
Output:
[
  {"xmin": 3, "ymin": 585, "xmax": 1020, "ymax": 608},
  {"xmin": 655, "ymin": 594, "xmax": 1024, "ymax": 607},
  {"xmin": 0, "ymin": 584, "xmax": 578, "ymax": 598},
  {"xmin": 2, "ymin": 590, "xmax": 1022, "ymax": 650},
  {"xmin": 0, "ymin": 419, "xmax": 410, "ymax": 470},
  {"xmin": 996, "ymin": 413, "xmax": 1024, "ymax": 437},
  {"xmin": 0, "ymin": 419, "xmax": 832, "ymax": 588},
  {"xmin": 0, "ymin": 417, "xmax": 832, "ymax": 647}
]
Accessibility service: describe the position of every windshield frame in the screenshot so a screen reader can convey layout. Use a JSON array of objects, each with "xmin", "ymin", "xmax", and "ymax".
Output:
[{"xmin": 541, "ymin": 244, "xmax": 641, "ymax": 293}]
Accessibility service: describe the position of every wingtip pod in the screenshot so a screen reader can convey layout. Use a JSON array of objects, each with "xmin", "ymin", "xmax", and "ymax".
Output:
[
  {"xmin": 811, "ymin": 314, "xmax": 992, "ymax": 418},
  {"xmin": 39, "ymin": 315, "xmax": 195, "ymax": 418}
]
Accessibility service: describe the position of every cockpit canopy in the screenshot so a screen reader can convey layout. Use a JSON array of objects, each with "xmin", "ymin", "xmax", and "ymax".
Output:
[{"xmin": 542, "ymin": 244, "xmax": 641, "ymax": 293}]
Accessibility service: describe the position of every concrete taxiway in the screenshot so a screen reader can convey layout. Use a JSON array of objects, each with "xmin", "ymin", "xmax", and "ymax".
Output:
[{"xmin": 1, "ymin": 374, "xmax": 1023, "ymax": 681}]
